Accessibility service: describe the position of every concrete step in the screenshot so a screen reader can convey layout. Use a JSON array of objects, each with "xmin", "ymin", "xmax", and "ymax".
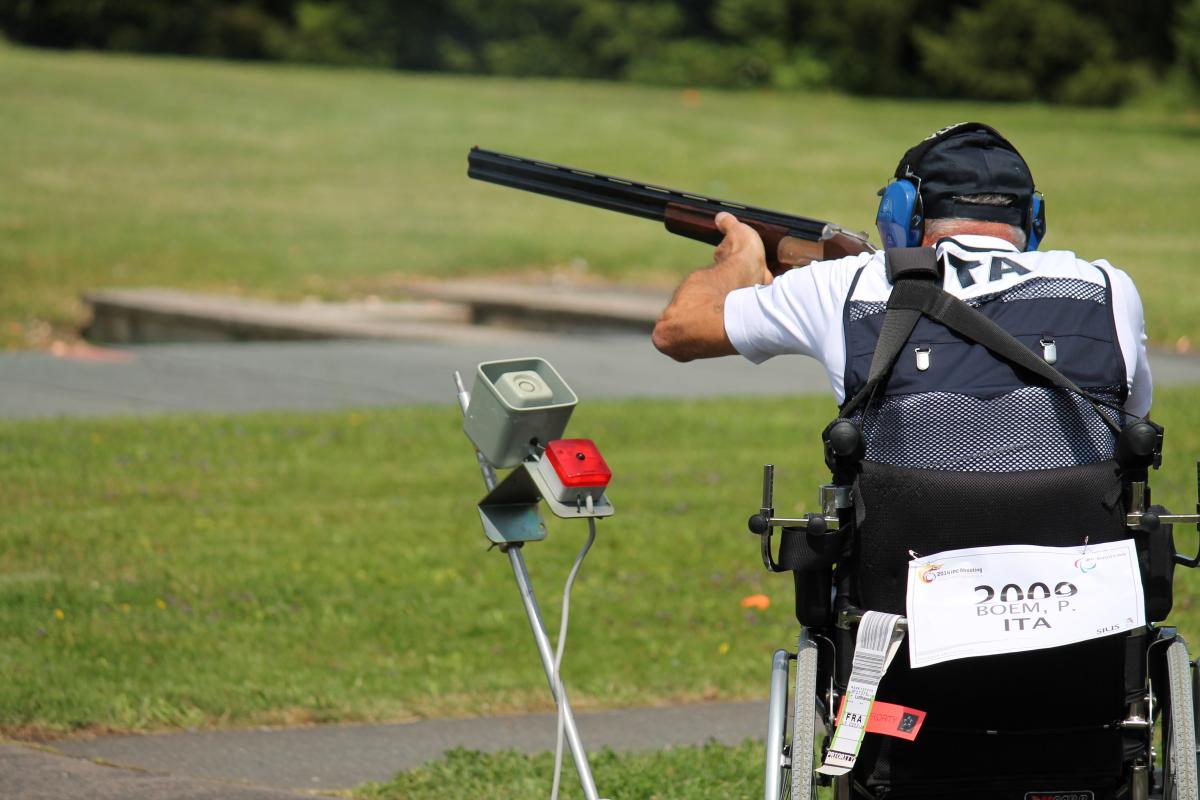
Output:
[
  {"xmin": 83, "ymin": 281, "xmax": 671, "ymax": 345},
  {"xmin": 406, "ymin": 278, "xmax": 669, "ymax": 334},
  {"xmin": 83, "ymin": 288, "xmax": 496, "ymax": 345}
]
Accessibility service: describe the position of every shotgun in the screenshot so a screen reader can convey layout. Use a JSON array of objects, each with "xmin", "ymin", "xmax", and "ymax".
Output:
[{"xmin": 468, "ymin": 147, "xmax": 875, "ymax": 275}]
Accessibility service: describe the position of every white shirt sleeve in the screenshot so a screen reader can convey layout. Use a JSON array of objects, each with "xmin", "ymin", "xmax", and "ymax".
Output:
[
  {"xmin": 1095, "ymin": 260, "xmax": 1152, "ymax": 417},
  {"xmin": 723, "ymin": 255, "xmax": 865, "ymax": 364},
  {"xmin": 723, "ymin": 254, "xmax": 870, "ymax": 402}
]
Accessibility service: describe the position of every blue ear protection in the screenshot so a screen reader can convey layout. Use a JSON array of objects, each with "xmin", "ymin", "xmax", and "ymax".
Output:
[
  {"xmin": 875, "ymin": 177, "xmax": 923, "ymax": 250},
  {"xmin": 875, "ymin": 178, "xmax": 1047, "ymax": 251},
  {"xmin": 1027, "ymin": 192, "xmax": 1045, "ymax": 251}
]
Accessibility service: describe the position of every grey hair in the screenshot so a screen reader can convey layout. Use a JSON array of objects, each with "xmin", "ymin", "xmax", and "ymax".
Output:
[
  {"xmin": 925, "ymin": 192, "xmax": 1026, "ymax": 248},
  {"xmin": 953, "ymin": 193, "xmax": 1015, "ymax": 207}
]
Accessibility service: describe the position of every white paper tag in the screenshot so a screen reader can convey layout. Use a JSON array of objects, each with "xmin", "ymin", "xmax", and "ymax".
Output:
[
  {"xmin": 816, "ymin": 611, "xmax": 905, "ymax": 777},
  {"xmin": 906, "ymin": 540, "xmax": 1145, "ymax": 669}
]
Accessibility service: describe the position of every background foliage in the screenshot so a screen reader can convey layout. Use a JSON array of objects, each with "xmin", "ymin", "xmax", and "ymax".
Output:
[{"xmin": 1, "ymin": 0, "xmax": 1196, "ymax": 105}]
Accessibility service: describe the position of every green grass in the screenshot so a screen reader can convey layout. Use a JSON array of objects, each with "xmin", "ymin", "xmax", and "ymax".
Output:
[
  {"xmin": 1, "ymin": 43, "xmax": 1199, "ymax": 348},
  {"xmin": 2, "ymin": 391, "xmax": 1200, "ymax": 736},
  {"xmin": 0, "ymin": 395, "xmax": 826, "ymax": 734},
  {"xmin": 355, "ymin": 742, "xmax": 764, "ymax": 800}
]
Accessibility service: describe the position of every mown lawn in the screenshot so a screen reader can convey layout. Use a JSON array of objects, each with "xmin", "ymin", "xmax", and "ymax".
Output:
[
  {"xmin": 355, "ymin": 742, "xmax": 764, "ymax": 800},
  {"xmin": 0, "ymin": 395, "xmax": 826, "ymax": 735},
  {"xmin": 2, "ymin": 390, "xmax": 1199, "ymax": 736},
  {"xmin": 1, "ymin": 43, "xmax": 1199, "ymax": 348}
]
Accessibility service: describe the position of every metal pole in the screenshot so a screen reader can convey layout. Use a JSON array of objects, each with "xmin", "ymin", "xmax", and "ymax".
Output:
[
  {"xmin": 454, "ymin": 372, "xmax": 601, "ymax": 800},
  {"xmin": 764, "ymin": 648, "xmax": 791, "ymax": 800},
  {"xmin": 508, "ymin": 545, "xmax": 601, "ymax": 800}
]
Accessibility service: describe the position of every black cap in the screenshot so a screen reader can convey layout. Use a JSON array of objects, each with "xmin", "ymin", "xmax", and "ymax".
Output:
[{"xmin": 895, "ymin": 122, "xmax": 1034, "ymax": 227}]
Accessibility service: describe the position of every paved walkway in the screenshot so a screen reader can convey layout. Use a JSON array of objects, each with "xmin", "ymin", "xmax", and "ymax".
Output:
[
  {"xmin": 1, "ymin": 334, "xmax": 833, "ymax": 418},
  {"xmin": 5, "ymin": 336, "xmax": 1200, "ymax": 419},
  {"xmin": 40, "ymin": 701, "xmax": 765, "ymax": 795},
  {"xmin": 0, "ymin": 743, "xmax": 307, "ymax": 800}
]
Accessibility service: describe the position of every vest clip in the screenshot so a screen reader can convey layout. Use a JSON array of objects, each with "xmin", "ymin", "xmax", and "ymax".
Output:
[
  {"xmin": 1040, "ymin": 337, "xmax": 1057, "ymax": 365},
  {"xmin": 914, "ymin": 346, "xmax": 931, "ymax": 372}
]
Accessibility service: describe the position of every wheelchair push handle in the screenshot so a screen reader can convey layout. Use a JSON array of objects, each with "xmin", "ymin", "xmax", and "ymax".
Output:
[
  {"xmin": 748, "ymin": 464, "xmax": 775, "ymax": 534},
  {"xmin": 1181, "ymin": 459, "xmax": 1200, "ymax": 568},
  {"xmin": 747, "ymin": 465, "xmax": 853, "ymax": 571},
  {"xmin": 1127, "ymin": 460, "xmax": 1200, "ymax": 569},
  {"xmin": 746, "ymin": 464, "xmax": 845, "ymax": 534}
]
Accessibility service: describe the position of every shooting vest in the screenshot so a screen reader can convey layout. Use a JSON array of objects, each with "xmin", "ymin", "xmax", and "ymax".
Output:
[{"xmin": 840, "ymin": 246, "xmax": 1128, "ymax": 472}]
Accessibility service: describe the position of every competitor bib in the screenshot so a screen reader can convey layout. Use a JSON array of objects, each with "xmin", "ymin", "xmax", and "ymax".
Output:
[{"xmin": 906, "ymin": 540, "xmax": 1145, "ymax": 669}]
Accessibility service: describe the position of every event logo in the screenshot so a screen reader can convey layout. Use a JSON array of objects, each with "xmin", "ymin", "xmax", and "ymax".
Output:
[
  {"xmin": 918, "ymin": 563, "xmax": 982, "ymax": 584},
  {"xmin": 918, "ymin": 563, "xmax": 943, "ymax": 584},
  {"xmin": 1075, "ymin": 556, "xmax": 1097, "ymax": 573}
]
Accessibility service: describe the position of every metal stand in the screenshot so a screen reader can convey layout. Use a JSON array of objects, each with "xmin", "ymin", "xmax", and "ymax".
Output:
[
  {"xmin": 508, "ymin": 545, "xmax": 600, "ymax": 800},
  {"xmin": 455, "ymin": 373, "xmax": 602, "ymax": 800}
]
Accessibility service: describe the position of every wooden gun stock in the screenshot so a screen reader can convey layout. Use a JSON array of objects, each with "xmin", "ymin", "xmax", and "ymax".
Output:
[{"xmin": 663, "ymin": 203, "xmax": 870, "ymax": 275}]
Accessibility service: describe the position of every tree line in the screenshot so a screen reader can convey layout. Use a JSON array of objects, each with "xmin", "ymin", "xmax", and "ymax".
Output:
[{"xmin": 3, "ymin": 0, "xmax": 1198, "ymax": 106}]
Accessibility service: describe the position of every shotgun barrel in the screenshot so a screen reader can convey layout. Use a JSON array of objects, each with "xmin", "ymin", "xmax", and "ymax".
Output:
[{"xmin": 467, "ymin": 147, "xmax": 875, "ymax": 274}]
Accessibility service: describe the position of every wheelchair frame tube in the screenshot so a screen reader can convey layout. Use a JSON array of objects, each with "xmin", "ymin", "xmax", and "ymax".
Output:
[{"xmin": 764, "ymin": 648, "xmax": 793, "ymax": 800}]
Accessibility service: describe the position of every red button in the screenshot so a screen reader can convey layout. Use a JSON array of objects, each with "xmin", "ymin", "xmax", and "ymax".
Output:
[{"xmin": 545, "ymin": 439, "xmax": 612, "ymax": 488}]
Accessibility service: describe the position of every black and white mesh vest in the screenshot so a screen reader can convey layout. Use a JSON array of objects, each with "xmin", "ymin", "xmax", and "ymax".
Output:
[{"xmin": 841, "ymin": 250, "xmax": 1128, "ymax": 472}]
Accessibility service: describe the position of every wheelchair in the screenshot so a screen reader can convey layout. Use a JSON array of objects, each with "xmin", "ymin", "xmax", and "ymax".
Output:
[{"xmin": 749, "ymin": 425, "xmax": 1200, "ymax": 800}]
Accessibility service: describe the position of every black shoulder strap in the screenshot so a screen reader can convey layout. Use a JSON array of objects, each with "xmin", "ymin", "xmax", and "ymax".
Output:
[
  {"xmin": 885, "ymin": 246, "xmax": 942, "ymax": 283},
  {"xmin": 842, "ymin": 247, "xmax": 1125, "ymax": 436},
  {"xmin": 841, "ymin": 248, "xmax": 937, "ymax": 418}
]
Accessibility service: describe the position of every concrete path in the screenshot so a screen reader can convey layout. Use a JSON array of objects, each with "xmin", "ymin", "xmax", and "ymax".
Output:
[
  {"xmin": 6, "ymin": 336, "xmax": 1200, "ymax": 419},
  {"xmin": 51, "ymin": 700, "xmax": 766, "ymax": 794},
  {"xmin": 0, "ymin": 743, "xmax": 309, "ymax": 800},
  {"xmin": 0, "ymin": 334, "xmax": 834, "ymax": 418}
]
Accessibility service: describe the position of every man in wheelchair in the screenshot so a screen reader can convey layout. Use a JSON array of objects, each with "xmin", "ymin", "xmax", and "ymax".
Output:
[{"xmin": 653, "ymin": 123, "xmax": 1196, "ymax": 800}]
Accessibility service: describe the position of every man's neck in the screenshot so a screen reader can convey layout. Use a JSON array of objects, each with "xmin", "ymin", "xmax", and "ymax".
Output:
[{"xmin": 921, "ymin": 221, "xmax": 1021, "ymax": 248}]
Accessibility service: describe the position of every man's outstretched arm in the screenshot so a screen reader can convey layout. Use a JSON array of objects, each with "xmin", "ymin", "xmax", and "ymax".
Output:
[{"xmin": 652, "ymin": 212, "xmax": 773, "ymax": 362}]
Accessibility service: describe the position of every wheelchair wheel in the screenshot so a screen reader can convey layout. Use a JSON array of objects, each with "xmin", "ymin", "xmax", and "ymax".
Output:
[
  {"xmin": 789, "ymin": 628, "xmax": 820, "ymax": 800},
  {"xmin": 1165, "ymin": 639, "xmax": 1198, "ymax": 800}
]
